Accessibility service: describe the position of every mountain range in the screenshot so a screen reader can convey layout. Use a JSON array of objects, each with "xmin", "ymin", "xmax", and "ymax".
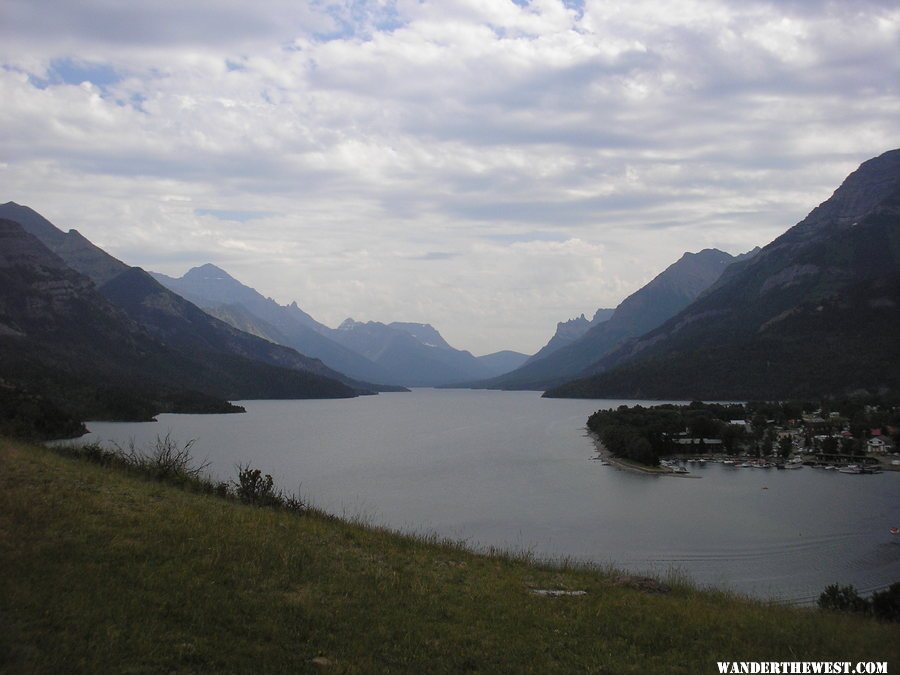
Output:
[
  {"xmin": 152, "ymin": 264, "xmax": 528, "ymax": 387},
  {"xmin": 546, "ymin": 149, "xmax": 900, "ymax": 400},
  {"xmin": 0, "ymin": 218, "xmax": 361, "ymax": 433},
  {"xmin": 150, "ymin": 264, "xmax": 401, "ymax": 386},
  {"xmin": 1, "ymin": 149, "xmax": 896, "ymax": 429},
  {"xmin": 457, "ymin": 248, "xmax": 755, "ymax": 391},
  {"xmin": 0, "ymin": 203, "xmax": 417, "ymax": 434}
]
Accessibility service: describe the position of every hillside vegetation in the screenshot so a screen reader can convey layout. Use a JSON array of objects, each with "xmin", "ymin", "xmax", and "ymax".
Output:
[{"xmin": 1, "ymin": 438, "xmax": 898, "ymax": 673}]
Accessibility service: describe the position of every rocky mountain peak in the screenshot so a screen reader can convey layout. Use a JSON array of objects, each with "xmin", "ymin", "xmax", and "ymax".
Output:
[
  {"xmin": 788, "ymin": 149, "xmax": 900, "ymax": 241},
  {"xmin": 183, "ymin": 263, "xmax": 235, "ymax": 281}
]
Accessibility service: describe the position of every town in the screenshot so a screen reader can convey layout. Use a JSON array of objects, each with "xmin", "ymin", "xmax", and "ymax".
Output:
[{"xmin": 587, "ymin": 398, "xmax": 900, "ymax": 473}]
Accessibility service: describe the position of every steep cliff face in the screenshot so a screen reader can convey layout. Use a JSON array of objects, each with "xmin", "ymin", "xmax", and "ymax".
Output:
[
  {"xmin": 523, "ymin": 309, "xmax": 614, "ymax": 366},
  {"xmin": 464, "ymin": 248, "xmax": 739, "ymax": 391},
  {"xmin": 547, "ymin": 149, "xmax": 900, "ymax": 400}
]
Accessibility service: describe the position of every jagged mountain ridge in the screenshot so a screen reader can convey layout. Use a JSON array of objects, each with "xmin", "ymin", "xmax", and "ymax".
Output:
[
  {"xmin": 524, "ymin": 307, "xmax": 615, "ymax": 366},
  {"xmin": 546, "ymin": 149, "xmax": 900, "ymax": 400},
  {"xmin": 457, "ymin": 248, "xmax": 741, "ymax": 391},
  {"xmin": 154, "ymin": 264, "xmax": 524, "ymax": 386},
  {"xmin": 150, "ymin": 264, "xmax": 401, "ymax": 388}
]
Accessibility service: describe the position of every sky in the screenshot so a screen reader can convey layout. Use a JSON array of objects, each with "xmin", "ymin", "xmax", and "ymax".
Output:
[{"xmin": 2, "ymin": 0, "xmax": 899, "ymax": 355}]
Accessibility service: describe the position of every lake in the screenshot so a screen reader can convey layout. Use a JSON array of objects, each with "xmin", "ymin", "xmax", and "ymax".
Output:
[{"xmin": 72, "ymin": 388, "xmax": 900, "ymax": 604}]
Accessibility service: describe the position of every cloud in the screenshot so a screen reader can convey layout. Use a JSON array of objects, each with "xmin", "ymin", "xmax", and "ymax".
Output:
[
  {"xmin": 195, "ymin": 208, "xmax": 276, "ymax": 222},
  {"xmin": 410, "ymin": 251, "xmax": 458, "ymax": 260},
  {"xmin": 1, "ymin": 0, "xmax": 899, "ymax": 353}
]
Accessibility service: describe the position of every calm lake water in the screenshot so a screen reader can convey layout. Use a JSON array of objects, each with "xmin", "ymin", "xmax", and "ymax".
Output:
[{"xmin": 73, "ymin": 389, "xmax": 900, "ymax": 604}]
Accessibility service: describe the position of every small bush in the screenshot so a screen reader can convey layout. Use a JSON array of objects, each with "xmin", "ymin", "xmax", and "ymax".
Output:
[
  {"xmin": 234, "ymin": 463, "xmax": 281, "ymax": 507},
  {"xmin": 214, "ymin": 481, "xmax": 230, "ymax": 499},
  {"xmin": 818, "ymin": 584, "xmax": 869, "ymax": 615},
  {"xmin": 871, "ymin": 582, "xmax": 900, "ymax": 622},
  {"xmin": 123, "ymin": 433, "xmax": 208, "ymax": 481},
  {"xmin": 77, "ymin": 442, "xmax": 118, "ymax": 466},
  {"xmin": 284, "ymin": 492, "xmax": 306, "ymax": 513}
]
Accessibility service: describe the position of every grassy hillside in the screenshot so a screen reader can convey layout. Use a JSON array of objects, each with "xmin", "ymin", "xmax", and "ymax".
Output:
[{"xmin": 1, "ymin": 438, "xmax": 898, "ymax": 673}]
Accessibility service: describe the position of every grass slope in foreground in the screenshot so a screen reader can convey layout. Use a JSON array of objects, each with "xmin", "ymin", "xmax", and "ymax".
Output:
[{"xmin": 1, "ymin": 439, "xmax": 898, "ymax": 673}]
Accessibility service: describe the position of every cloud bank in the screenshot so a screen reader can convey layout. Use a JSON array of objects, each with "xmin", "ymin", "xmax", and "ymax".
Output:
[{"xmin": 2, "ymin": 0, "xmax": 898, "ymax": 353}]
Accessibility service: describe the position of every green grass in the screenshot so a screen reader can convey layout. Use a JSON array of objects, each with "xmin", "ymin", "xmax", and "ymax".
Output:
[{"xmin": 1, "ymin": 438, "xmax": 898, "ymax": 673}]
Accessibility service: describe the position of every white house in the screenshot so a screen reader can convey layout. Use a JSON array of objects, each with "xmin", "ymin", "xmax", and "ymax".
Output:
[{"xmin": 867, "ymin": 437, "xmax": 891, "ymax": 454}]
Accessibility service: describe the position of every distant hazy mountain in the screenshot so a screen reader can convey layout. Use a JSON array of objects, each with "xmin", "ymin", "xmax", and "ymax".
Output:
[
  {"xmin": 461, "ymin": 248, "xmax": 741, "ymax": 391},
  {"xmin": 524, "ymin": 307, "xmax": 614, "ymax": 366},
  {"xmin": 0, "ymin": 203, "xmax": 382, "ymax": 398},
  {"xmin": 0, "ymin": 220, "xmax": 356, "ymax": 427},
  {"xmin": 333, "ymin": 319, "xmax": 494, "ymax": 387},
  {"xmin": 476, "ymin": 350, "xmax": 530, "ymax": 377},
  {"xmin": 151, "ymin": 264, "xmax": 402, "ymax": 388},
  {"xmin": 99, "ymin": 267, "xmax": 364, "ymax": 386},
  {"xmin": 151, "ymin": 263, "xmax": 521, "ymax": 387},
  {"xmin": 388, "ymin": 322, "xmax": 454, "ymax": 349},
  {"xmin": 547, "ymin": 149, "xmax": 900, "ymax": 400},
  {"xmin": 151, "ymin": 264, "xmax": 331, "ymax": 335}
]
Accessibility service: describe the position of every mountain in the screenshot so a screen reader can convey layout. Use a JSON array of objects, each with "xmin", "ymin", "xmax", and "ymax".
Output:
[
  {"xmin": 0, "ymin": 220, "xmax": 357, "ymax": 430},
  {"xmin": 524, "ymin": 307, "xmax": 614, "ymax": 366},
  {"xmin": 546, "ymin": 149, "xmax": 900, "ymax": 400},
  {"xmin": 476, "ymin": 350, "xmax": 531, "ymax": 377},
  {"xmin": 98, "ymin": 267, "xmax": 371, "ymax": 389},
  {"xmin": 0, "ymin": 204, "xmax": 381, "ymax": 394},
  {"xmin": 0, "ymin": 201, "xmax": 129, "ymax": 285},
  {"xmin": 0, "ymin": 204, "xmax": 398, "ymax": 392},
  {"xmin": 462, "ymin": 248, "xmax": 741, "ymax": 391},
  {"xmin": 151, "ymin": 264, "xmax": 330, "ymax": 335},
  {"xmin": 388, "ymin": 322, "xmax": 454, "ymax": 349},
  {"xmin": 151, "ymin": 262, "xmax": 517, "ymax": 387},
  {"xmin": 333, "ymin": 319, "xmax": 494, "ymax": 387},
  {"xmin": 150, "ymin": 264, "xmax": 401, "ymax": 388}
]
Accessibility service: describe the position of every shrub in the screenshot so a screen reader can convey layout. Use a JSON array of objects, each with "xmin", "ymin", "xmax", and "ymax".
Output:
[
  {"xmin": 234, "ymin": 463, "xmax": 281, "ymax": 507},
  {"xmin": 121, "ymin": 433, "xmax": 207, "ymax": 481},
  {"xmin": 284, "ymin": 492, "xmax": 306, "ymax": 513},
  {"xmin": 871, "ymin": 582, "xmax": 900, "ymax": 622},
  {"xmin": 817, "ymin": 584, "xmax": 869, "ymax": 614}
]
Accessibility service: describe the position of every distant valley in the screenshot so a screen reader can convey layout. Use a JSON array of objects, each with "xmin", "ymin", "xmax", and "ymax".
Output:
[
  {"xmin": 151, "ymin": 264, "xmax": 529, "ymax": 387},
  {"xmin": 1, "ymin": 149, "xmax": 898, "ymax": 438}
]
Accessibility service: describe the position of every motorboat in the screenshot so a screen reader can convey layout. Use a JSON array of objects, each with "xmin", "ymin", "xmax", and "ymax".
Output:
[{"xmin": 838, "ymin": 465, "xmax": 862, "ymax": 474}]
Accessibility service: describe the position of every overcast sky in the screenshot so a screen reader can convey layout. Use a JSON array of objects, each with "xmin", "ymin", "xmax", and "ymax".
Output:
[{"xmin": 2, "ymin": 0, "xmax": 899, "ymax": 354}]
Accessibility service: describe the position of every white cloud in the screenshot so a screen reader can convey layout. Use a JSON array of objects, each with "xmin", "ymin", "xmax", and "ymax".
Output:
[{"xmin": 1, "ymin": 0, "xmax": 899, "ymax": 354}]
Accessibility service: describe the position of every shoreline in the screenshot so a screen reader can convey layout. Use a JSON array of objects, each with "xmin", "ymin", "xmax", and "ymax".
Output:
[
  {"xmin": 587, "ymin": 432, "xmax": 900, "ymax": 476},
  {"xmin": 4, "ymin": 436, "xmax": 898, "ymax": 670},
  {"xmin": 588, "ymin": 432, "xmax": 695, "ymax": 477}
]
